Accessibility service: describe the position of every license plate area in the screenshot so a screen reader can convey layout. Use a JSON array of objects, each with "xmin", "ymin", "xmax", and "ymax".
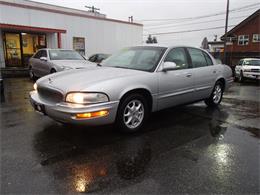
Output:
[{"xmin": 33, "ymin": 102, "xmax": 46, "ymax": 115}]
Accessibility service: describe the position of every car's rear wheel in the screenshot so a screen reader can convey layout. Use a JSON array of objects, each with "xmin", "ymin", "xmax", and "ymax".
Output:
[
  {"xmin": 116, "ymin": 94, "xmax": 148, "ymax": 133},
  {"xmin": 204, "ymin": 81, "xmax": 224, "ymax": 107}
]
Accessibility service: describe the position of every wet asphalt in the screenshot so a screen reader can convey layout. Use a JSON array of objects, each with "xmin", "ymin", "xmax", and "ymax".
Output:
[{"xmin": 0, "ymin": 78, "xmax": 259, "ymax": 194}]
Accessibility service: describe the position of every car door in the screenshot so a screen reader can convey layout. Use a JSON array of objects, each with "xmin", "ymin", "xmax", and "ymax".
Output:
[
  {"xmin": 37, "ymin": 50, "xmax": 49, "ymax": 77},
  {"xmin": 157, "ymin": 47, "xmax": 195, "ymax": 110},
  {"xmin": 30, "ymin": 50, "xmax": 42, "ymax": 77},
  {"xmin": 187, "ymin": 47, "xmax": 218, "ymax": 100}
]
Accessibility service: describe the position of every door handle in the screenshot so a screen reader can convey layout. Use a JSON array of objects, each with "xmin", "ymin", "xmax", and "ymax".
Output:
[
  {"xmin": 186, "ymin": 73, "xmax": 192, "ymax": 77},
  {"xmin": 213, "ymin": 70, "xmax": 217, "ymax": 74}
]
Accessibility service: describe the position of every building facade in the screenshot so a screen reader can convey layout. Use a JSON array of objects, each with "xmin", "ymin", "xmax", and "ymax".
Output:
[
  {"xmin": 221, "ymin": 9, "xmax": 260, "ymax": 66},
  {"xmin": 0, "ymin": 0, "xmax": 143, "ymax": 70}
]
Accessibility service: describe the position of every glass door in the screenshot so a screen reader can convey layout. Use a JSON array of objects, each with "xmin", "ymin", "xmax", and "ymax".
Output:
[
  {"xmin": 22, "ymin": 33, "xmax": 46, "ymax": 66},
  {"xmin": 4, "ymin": 33, "xmax": 22, "ymax": 67}
]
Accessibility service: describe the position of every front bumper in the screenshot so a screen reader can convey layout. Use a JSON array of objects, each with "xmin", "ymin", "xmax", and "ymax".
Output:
[
  {"xmin": 243, "ymin": 72, "xmax": 260, "ymax": 80},
  {"xmin": 29, "ymin": 91, "xmax": 119, "ymax": 125}
]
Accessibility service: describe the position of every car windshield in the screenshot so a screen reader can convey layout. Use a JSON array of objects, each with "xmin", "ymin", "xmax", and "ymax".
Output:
[
  {"xmin": 49, "ymin": 50, "xmax": 84, "ymax": 60},
  {"xmin": 244, "ymin": 59, "xmax": 260, "ymax": 66},
  {"xmin": 101, "ymin": 46, "xmax": 167, "ymax": 72}
]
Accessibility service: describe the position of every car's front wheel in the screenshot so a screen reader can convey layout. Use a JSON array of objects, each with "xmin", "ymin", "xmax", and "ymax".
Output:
[
  {"xmin": 29, "ymin": 66, "xmax": 36, "ymax": 80},
  {"xmin": 116, "ymin": 94, "xmax": 148, "ymax": 133},
  {"xmin": 239, "ymin": 71, "xmax": 244, "ymax": 83},
  {"xmin": 204, "ymin": 81, "xmax": 224, "ymax": 107}
]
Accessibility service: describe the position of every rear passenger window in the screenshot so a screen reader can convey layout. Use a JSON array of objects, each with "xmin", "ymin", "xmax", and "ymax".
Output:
[
  {"xmin": 188, "ymin": 48, "xmax": 208, "ymax": 68},
  {"xmin": 203, "ymin": 53, "xmax": 213, "ymax": 66}
]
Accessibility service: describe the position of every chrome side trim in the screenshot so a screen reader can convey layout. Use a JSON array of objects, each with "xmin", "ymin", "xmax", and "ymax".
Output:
[
  {"xmin": 195, "ymin": 86, "xmax": 212, "ymax": 91},
  {"xmin": 158, "ymin": 89, "xmax": 194, "ymax": 99}
]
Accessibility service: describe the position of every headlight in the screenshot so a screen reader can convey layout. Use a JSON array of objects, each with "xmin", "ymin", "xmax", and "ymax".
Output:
[
  {"xmin": 65, "ymin": 92, "xmax": 109, "ymax": 104},
  {"xmin": 33, "ymin": 83, "xmax": 37, "ymax": 91}
]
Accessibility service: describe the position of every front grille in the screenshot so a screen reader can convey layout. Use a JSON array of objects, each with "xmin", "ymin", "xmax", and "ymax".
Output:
[
  {"xmin": 251, "ymin": 69, "xmax": 260, "ymax": 73},
  {"xmin": 38, "ymin": 86, "xmax": 63, "ymax": 103}
]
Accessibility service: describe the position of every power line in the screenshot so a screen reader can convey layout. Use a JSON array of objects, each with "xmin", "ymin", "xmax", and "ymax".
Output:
[
  {"xmin": 144, "ymin": 15, "xmax": 248, "ymax": 30},
  {"xmin": 143, "ymin": 25, "xmax": 236, "ymax": 36},
  {"xmin": 143, "ymin": 7, "xmax": 258, "ymax": 27},
  {"xmin": 139, "ymin": 3, "xmax": 259, "ymax": 22}
]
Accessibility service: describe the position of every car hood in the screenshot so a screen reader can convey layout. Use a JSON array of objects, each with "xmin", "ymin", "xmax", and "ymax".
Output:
[
  {"xmin": 38, "ymin": 66, "xmax": 147, "ymax": 93},
  {"xmin": 52, "ymin": 60, "xmax": 96, "ymax": 69}
]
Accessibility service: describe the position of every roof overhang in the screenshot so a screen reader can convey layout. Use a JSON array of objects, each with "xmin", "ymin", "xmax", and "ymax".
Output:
[
  {"xmin": 0, "ymin": 23, "xmax": 66, "ymax": 33},
  {"xmin": 221, "ymin": 9, "xmax": 260, "ymax": 39}
]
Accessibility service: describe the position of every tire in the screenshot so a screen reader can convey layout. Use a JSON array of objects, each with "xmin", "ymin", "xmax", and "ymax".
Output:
[
  {"xmin": 29, "ymin": 66, "xmax": 36, "ymax": 81},
  {"xmin": 238, "ymin": 71, "xmax": 244, "ymax": 83},
  {"xmin": 204, "ymin": 81, "xmax": 224, "ymax": 107},
  {"xmin": 50, "ymin": 69, "xmax": 56, "ymax": 74},
  {"xmin": 116, "ymin": 93, "xmax": 149, "ymax": 133}
]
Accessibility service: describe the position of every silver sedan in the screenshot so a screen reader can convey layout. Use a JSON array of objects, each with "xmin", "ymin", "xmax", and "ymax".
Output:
[
  {"xmin": 29, "ymin": 45, "xmax": 233, "ymax": 132},
  {"xmin": 29, "ymin": 49, "xmax": 94, "ymax": 79}
]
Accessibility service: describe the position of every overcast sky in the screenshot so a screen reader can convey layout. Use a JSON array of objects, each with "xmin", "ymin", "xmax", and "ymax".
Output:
[{"xmin": 33, "ymin": 0, "xmax": 259, "ymax": 46}]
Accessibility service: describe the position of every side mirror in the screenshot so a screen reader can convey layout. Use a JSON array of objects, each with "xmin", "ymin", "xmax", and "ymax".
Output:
[
  {"xmin": 40, "ymin": 57, "xmax": 48, "ymax": 61},
  {"xmin": 162, "ymin": 61, "xmax": 177, "ymax": 72}
]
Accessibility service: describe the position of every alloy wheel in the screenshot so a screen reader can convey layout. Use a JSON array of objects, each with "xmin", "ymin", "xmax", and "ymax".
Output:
[
  {"xmin": 123, "ymin": 100, "xmax": 144, "ymax": 129},
  {"xmin": 213, "ymin": 84, "xmax": 222, "ymax": 104}
]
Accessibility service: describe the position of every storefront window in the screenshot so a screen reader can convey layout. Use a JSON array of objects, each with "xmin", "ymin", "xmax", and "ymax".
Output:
[
  {"xmin": 3, "ymin": 32, "xmax": 46, "ymax": 67},
  {"xmin": 4, "ymin": 33, "xmax": 22, "ymax": 67}
]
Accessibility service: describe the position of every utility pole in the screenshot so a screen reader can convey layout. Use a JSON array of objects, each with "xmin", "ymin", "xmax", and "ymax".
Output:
[
  {"xmin": 128, "ymin": 16, "xmax": 133, "ymax": 23},
  {"xmin": 223, "ymin": 0, "xmax": 230, "ymax": 64},
  {"xmin": 85, "ymin": 5, "xmax": 100, "ymax": 13}
]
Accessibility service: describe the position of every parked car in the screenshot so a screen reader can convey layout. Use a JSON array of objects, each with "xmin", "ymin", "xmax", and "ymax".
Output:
[
  {"xmin": 29, "ymin": 45, "xmax": 233, "ymax": 132},
  {"xmin": 234, "ymin": 58, "xmax": 260, "ymax": 82},
  {"xmin": 88, "ymin": 53, "xmax": 111, "ymax": 64},
  {"xmin": 29, "ymin": 49, "xmax": 94, "ymax": 80}
]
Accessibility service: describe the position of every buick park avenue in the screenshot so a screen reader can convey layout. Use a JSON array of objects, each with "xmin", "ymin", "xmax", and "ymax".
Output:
[{"xmin": 29, "ymin": 46, "xmax": 233, "ymax": 132}]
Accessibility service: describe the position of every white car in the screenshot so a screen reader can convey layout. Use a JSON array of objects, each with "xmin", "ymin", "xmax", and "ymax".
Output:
[
  {"xmin": 235, "ymin": 58, "xmax": 260, "ymax": 82},
  {"xmin": 29, "ymin": 49, "xmax": 94, "ymax": 80}
]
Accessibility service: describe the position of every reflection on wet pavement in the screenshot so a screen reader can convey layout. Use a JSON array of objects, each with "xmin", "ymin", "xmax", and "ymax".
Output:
[{"xmin": 1, "ymin": 78, "xmax": 259, "ymax": 194}]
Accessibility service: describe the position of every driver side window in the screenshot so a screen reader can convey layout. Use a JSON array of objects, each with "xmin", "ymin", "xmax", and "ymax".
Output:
[
  {"xmin": 33, "ymin": 51, "xmax": 42, "ymax": 59},
  {"xmin": 164, "ymin": 48, "xmax": 188, "ymax": 70}
]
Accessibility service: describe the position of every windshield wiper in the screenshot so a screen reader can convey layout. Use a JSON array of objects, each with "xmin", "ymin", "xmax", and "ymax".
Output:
[{"xmin": 97, "ymin": 63, "xmax": 102, "ymax": 67}]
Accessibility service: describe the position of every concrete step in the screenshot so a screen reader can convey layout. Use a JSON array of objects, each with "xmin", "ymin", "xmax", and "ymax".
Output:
[{"xmin": 1, "ymin": 68, "xmax": 29, "ymax": 78}]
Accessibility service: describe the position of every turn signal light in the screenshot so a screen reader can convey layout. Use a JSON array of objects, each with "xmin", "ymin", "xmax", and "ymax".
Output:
[{"xmin": 75, "ymin": 110, "xmax": 109, "ymax": 119}]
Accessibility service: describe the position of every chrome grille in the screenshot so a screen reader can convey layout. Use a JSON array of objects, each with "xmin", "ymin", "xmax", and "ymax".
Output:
[
  {"xmin": 38, "ymin": 86, "xmax": 63, "ymax": 103},
  {"xmin": 251, "ymin": 69, "xmax": 260, "ymax": 73}
]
